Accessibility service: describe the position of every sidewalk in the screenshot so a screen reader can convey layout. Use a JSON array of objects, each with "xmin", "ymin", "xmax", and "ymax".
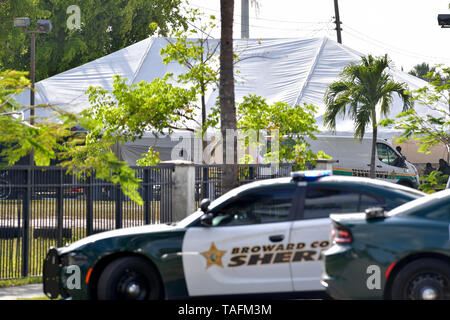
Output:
[{"xmin": 0, "ymin": 284, "xmax": 44, "ymax": 300}]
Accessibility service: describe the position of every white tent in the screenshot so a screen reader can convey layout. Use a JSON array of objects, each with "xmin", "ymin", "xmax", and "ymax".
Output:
[{"xmin": 15, "ymin": 36, "xmax": 433, "ymax": 163}]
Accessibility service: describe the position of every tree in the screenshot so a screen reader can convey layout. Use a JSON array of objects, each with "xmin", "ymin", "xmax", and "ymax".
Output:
[
  {"xmin": 0, "ymin": 69, "xmax": 68, "ymax": 167},
  {"xmin": 237, "ymin": 95, "xmax": 326, "ymax": 169},
  {"xmin": 219, "ymin": 0, "xmax": 239, "ymax": 193},
  {"xmin": 0, "ymin": 70, "xmax": 143, "ymax": 203},
  {"xmin": 0, "ymin": 0, "xmax": 187, "ymax": 81},
  {"xmin": 324, "ymin": 54, "xmax": 412, "ymax": 178},
  {"xmin": 160, "ymin": 10, "xmax": 220, "ymax": 159},
  {"xmin": 60, "ymin": 74, "xmax": 200, "ymax": 203},
  {"xmin": 408, "ymin": 63, "xmax": 436, "ymax": 82},
  {"xmin": 380, "ymin": 66, "xmax": 450, "ymax": 162}
]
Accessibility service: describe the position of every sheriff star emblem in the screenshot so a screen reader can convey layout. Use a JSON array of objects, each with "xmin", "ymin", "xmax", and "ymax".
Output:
[
  {"xmin": 200, "ymin": 242, "xmax": 227, "ymax": 269},
  {"xmin": 391, "ymin": 170, "xmax": 397, "ymax": 179}
]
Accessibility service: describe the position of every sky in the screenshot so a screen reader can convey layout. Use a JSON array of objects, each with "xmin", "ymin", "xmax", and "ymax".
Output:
[{"xmin": 187, "ymin": 0, "xmax": 450, "ymax": 72}]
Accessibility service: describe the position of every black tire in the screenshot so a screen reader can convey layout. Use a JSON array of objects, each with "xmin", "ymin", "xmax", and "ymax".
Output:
[
  {"xmin": 97, "ymin": 256, "xmax": 162, "ymax": 300},
  {"xmin": 391, "ymin": 258, "xmax": 450, "ymax": 300}
]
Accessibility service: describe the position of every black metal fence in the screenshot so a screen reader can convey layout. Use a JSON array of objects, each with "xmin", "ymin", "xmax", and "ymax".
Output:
[
  {"xmin": 0, "ymin": 163, "xmax": 293, "ymax": 280},
  {"xmin": 0, "ymin": 165, "xmax": 173, "ymax": 279},
  {"xmin": 195, "ymin": 164, "xmax": 294, "ymax": 207}
]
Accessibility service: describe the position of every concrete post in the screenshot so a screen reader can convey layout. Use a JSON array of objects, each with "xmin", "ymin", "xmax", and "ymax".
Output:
[
  {"xmin": 161, "ymin": 160, "xmax": 196, "ymax": 221},
  {"xmin": 315, "ymin": 159, "xmax": 338, "ymax": 171}
]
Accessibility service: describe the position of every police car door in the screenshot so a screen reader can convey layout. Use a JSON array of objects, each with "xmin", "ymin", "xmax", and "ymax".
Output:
[
  {"xmin": 289, "ymin": 186, "xmax": 362, "ymax": 291},
  {"xmin": 182, "ymin": 185, "xmax": 297, "ymax": 297}
]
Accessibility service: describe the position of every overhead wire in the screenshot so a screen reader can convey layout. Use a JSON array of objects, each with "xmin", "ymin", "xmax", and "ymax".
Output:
[
  {"xmin": 189, "ymin": 3, "xmax": 331, "ymax": 25},
  {"xmin": 343, "ymin": 24, "xmax": 450, "ymax": 64}
]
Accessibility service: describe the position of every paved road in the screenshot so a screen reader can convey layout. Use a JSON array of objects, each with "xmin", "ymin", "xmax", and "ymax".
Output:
[{"xmin": 0, "ymin": 284, "xmax": 44, "ymax": 300}]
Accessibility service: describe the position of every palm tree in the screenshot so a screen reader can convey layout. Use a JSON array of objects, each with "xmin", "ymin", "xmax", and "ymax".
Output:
[
  {"xmin": 324, "ymin": 54, "xmax": 412, "ymax": 178},
  {"xmin": 408, "ymin": 62, "xmax": 435, "ymax": 82},
  {"xmin": 220, "ymin": 0, "xmax": 239, "ymax": 192}
]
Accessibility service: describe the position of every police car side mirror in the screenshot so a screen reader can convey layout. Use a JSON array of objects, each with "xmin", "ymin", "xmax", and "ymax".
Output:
[
  {"xmin": 200, "ymin": 198, "xmax": 211, "ymax": 213},
  {"xmin": 200, "ymin": 213, "xmax": 214, "ymax": 227},
  {"xmin": 365, "ymin": 207, "xmax": 386, "ymax": 220}
]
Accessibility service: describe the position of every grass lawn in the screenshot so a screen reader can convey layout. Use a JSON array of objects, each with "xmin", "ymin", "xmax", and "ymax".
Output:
[
  {"xmin": 0, "ymin": 199, "xmax": 163, "ymax": 220},
  {"xmin": 0, "ymin": 198, "xmax": 166, "ymax": 281},
  {"xmin": 0, "ymin": 276, "xmax": 42, "ymax": 288}
]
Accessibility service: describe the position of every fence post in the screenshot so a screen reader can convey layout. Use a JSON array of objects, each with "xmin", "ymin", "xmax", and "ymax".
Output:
[
  {"xmin": 115, "ymin": 184, "xmax": 123, "ymax": 229},
  {"xmin": 21, "ymin": 167, "xmax": 31, "ymax": 277},
  {"xmin": 202, "ymin": 166, "xmax": 209, "ymax": 199},
  {"xmin": 86, "ymin": 175, "xmax": 93, "ymax": 236},
  {"xmin": 56, "ymin": 168, "xmax": 63, "ymax": 247},
  {"xmin": 315, "ymin": 159, "xmax": 338, "ymax": 171},
  {"xmin": 161, "ymin": 160, "xmax": 195, "ymax": 222},
  {"xmin": 143, "ymin": 168, "xmax": 150, "ymax": 224}
]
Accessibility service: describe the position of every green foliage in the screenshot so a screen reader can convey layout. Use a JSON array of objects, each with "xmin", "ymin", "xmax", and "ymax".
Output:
[
  {"xmin": 136, "ymin": 147, "xmax": 161, "ymax": 166},
  {"xmin": 0, "ymin": 69, "xmax": 70, "ymax": 167},
  {"xmin": 419, "ymin": 170, "xmax": 449, "ymax": 194},
  {"xmin": 379, "ymin": 66, "xmax": 450, "ymax": 158},
  {"xmin": 0, "ymin": 0, "xmax": 187, "ymax": 81},
  {"xmin": 160, "ymin": 9, "xmax": 220, "ymax": 138},
  {"xmin": 235, "ymin": 95, "xmax": 325, "ymax": 170},
  {"xmin": 324, "ymin": 54, "xmax": 412, "ymax": 140},
  {"xmin": 74, "ymin": 74, "xmax": 200, "ymax": 201},
  {"xmin": 0, "ymin": 70, "xmax": 30, "ymax": 111},
  {"xmin": 160, "ymin": 10, "xmax": 219, "ymax": 91},
  {"xmin": 0, "ymin": 70, "xmax": 145, "ymax": 203},
  {"xmin": 54, "ymin": 110, "xmax": 144, "ymax": 204},
  {"xmin": 324, "ymin": 54, "xmax": 412, "ymax": 178},
  {"xmin": 408, "ymin": 63, "xmax": 436, "ymax": 82},
  {"xmin": 85, "ymin": 75, "xmax": 198, "ymax": 142}
]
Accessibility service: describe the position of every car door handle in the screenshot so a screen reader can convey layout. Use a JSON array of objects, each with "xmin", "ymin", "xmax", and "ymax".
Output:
[{"xmin": 269, "ymin": 235, "xmax": 284, "ymax": 243}]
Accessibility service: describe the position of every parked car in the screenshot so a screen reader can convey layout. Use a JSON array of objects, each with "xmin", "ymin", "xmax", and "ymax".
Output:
[
  {"xmin": 321, "ymin": 189, "xmax": 450, "ymax": 300},
  {"xmin": 43, "ymin": 171, "xmax": 424, "ymax": 300}
]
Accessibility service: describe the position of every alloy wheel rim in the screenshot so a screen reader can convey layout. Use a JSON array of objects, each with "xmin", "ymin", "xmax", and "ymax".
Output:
[{"xmin": 407, "ymin": 273, "xmax": 447, "ymax": 300}]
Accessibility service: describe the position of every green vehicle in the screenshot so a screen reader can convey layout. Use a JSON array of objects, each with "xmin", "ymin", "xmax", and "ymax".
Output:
[
  {"xmin": 322, "ymin": 189, "xmax": 450, "ymax": 300},
  {"xmin": 42, "ymin": 171, "xmax": 424, "ymax": 300}
]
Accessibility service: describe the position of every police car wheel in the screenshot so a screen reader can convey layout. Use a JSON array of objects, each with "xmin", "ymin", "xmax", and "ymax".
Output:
[
  {"xmin": 390, "ymin": 258, "xmax": 450, "ymax": 300},
  {"xmin": 97, "ymin": 256, "xmax": 162, "ymax": 300}
]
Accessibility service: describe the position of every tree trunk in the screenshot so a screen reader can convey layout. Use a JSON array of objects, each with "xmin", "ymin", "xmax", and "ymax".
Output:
[
  {"xmin": 220, "ymin": 0, "xmax": 238, "ymax": 193},
  {"xmin": 201, "ymin": 91, "xmax": 207, "ymax": 163},
  {"xmin": 370, "ymin": 111, "xmax": 377, "ymax": 179}
]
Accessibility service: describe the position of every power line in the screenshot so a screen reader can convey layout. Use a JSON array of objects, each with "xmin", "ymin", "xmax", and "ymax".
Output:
[
  {"xmin": 233, "ymin": 21, "xmax": 334, "ymax": 32},
  {"xmin": 344, "ymin": 24, "xmax": 450, "ymax": 63},
  {"xmin": 189, "ymin": 3, "xmax": 331, "ymax": 25}
]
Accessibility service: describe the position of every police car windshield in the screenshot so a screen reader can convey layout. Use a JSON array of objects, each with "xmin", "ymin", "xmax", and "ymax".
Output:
[
  {"xmin": 177, "ymin": 178, "xmax": 293, "ymax": 227},
  {"xmin": 176, "ymin": 184, "xmax": 250, "ymax": 227}
]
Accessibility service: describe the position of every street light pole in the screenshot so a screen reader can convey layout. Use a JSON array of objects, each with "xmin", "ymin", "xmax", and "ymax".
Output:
[
  {"xmin": 14, "ymin": 18, "xmax": 52, "ymax": 166},
  {"xmin": 30, "ymin": 31, "xmax": 36, "ymax": 126}
]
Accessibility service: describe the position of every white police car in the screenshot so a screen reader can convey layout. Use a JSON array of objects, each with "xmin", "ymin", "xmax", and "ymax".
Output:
[{"xmin": 43, "ymin": 171, "xmax": 424, "ymax": 300}]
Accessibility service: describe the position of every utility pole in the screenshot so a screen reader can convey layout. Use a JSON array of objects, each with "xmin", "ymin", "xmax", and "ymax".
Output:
[
  {"xmin": 30, "ymin": 32, "xmax": 36, "ymax": 125},
  {"xmin": 333, "ymin": 0, "xmax": 343, "ymax": 44},
  {"xmin": 241, "ymin": 0, "xmax": 249, "ymax": 38}
]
